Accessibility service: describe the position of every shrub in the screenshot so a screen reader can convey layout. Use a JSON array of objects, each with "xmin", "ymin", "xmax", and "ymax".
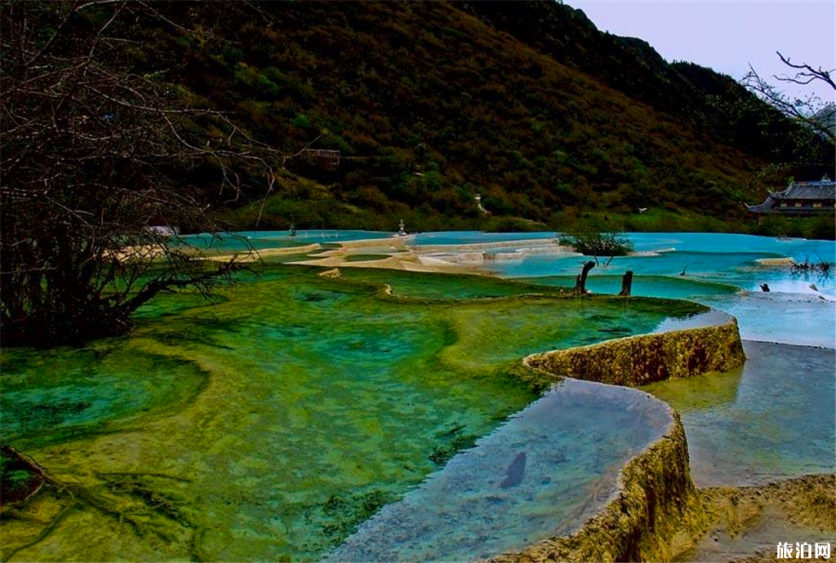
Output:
[
  {"xmin": 559, "ymin": 222, "xmax": 632, "ymax": 264},
  {"xmin": 292, "ymin": 113, "xmax": 312, "ymax": 130}
]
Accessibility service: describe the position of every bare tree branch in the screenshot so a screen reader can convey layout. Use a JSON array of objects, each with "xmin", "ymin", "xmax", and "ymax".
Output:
[
  {"xmin": 742, "ymin": 52, "xmax": 835, "ymax": 147},
  {"xmin": 776, "ymin": 52, "xmax": 836, "ymax": 91},
  {"xmin": 0, "ymin": 1, "xmax": 283, "ymax": 346}
]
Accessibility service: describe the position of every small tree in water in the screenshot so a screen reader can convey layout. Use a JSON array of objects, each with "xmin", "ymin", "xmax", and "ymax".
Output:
[
  {"xmin": 558, "ymin": 222, "xmax": 633, "ymax": 266},
  {"xmin": 0, "ymin": 2, "xmax": 280, "ymax": 346}
]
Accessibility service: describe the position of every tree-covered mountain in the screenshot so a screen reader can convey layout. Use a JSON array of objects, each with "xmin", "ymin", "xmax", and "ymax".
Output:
[
  {"xmin": 813, "ymin": 103, "xmax": 836, "ymax": 140},
  {"xmin": 18, "ymin": 1, "xmax": 836, "ymax": 233},
  {"xmin": 461, "ymin": 1, "xmax": 830, "ymax": 166}
]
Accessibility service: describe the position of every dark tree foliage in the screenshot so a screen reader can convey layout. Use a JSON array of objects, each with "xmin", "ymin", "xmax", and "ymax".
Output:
[
  {"xmin": 559, "ymin": 223, "xmax": 632, "ymax": 266},
  {"xmin": 0, "ymin": 1, "xmax": 279, "ymax": 346}
]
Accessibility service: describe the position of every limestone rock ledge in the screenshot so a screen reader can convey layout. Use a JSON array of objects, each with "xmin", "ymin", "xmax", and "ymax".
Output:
[
  {"xmin": 489, "ymin": 315, "xmax": 747, "ymax": 562},
  {"xmin": 524, "ymin": 317, "xmax": 746, "ymax": 388}
]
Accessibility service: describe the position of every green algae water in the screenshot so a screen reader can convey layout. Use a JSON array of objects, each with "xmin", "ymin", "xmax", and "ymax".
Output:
[{"xmin": 0, "ymin": 267, "xmax": 702, "ymax": 562}]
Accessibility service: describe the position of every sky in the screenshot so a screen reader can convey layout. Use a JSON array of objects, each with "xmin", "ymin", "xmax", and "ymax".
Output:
[{"xmin": 563, "ymin": 1, "xmax": 835, "ymax": 105}]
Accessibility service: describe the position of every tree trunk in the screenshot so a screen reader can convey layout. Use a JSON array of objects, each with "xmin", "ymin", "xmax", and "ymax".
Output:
[
  {"xmin": 574, "ymin": 261, "xmax": 596, "ymax": 295},
  {"xmin": 618, "ymin": 270, "xmax": 633, "ymax": 296}
]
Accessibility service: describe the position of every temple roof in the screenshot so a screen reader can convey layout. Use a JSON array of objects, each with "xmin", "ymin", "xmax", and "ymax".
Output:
[
  {"xmin": 745, "ymin": 180, "xmax": 835, "ymax": 214},
  {"xmin": 744, "ymin": 201, "xmax": 775, "ymax": 213},
  {"xmin": 769, "ymin": 180, "xmax": 835, "ymax": 201}
]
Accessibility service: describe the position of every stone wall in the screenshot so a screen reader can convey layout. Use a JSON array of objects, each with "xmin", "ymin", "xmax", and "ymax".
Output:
[
  {"xmin": 523, "ymin": 317, "xmax": 746, "ymax": 388},
  {"xmin": 489, "ymin": 315, "xmax": 746, "ymax": 562}
]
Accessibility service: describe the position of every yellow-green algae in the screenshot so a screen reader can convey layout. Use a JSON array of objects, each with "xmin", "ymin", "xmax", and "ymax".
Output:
[
  {"xmin": 682, "ymin": 474, "xmax": 835, "ymax": 563},
  {"xmin": 0, "ymin": 266, "xmax": 704, "ymax": 562}
]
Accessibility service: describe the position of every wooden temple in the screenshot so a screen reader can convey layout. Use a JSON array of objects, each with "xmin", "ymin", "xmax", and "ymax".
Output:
[{"xmin": 746, "ymin": 178, "xmax": 836, "ymax": 216}]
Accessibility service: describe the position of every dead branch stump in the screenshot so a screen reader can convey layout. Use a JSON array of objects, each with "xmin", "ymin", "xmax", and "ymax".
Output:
[
  {"xmin": 618, "ymin": 271, "xmax": 633, "ymax": 296},
  {"xmin": 574, "ymin": 261, "xmax": 596, "ymax": 296}
]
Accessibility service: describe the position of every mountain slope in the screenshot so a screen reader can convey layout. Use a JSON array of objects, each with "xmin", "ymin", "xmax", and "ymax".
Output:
[
  {"xmin": 133, "ymin": 1, "xmax": 832, "ymax": 231},
  {"xmin": 460, "ymin": 0, "xmax": 828, "ymax": 165}
]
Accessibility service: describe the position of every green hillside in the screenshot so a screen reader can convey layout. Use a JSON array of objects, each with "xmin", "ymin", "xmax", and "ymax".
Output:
[
  {"xmin": 462, "ymin": 1, "xmax": 829, "ymax": 166},
  {"xmin": 30, "ymin": 1, "xmax": 836, "ymax": 233}
]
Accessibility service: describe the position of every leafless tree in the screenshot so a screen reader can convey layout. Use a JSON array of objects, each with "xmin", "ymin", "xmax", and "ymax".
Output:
[
  {"xmin": 1, "ymin": 1, "xmax": 281, "ymax": 346},
  {"xmin": 743, "ymin": 52, "xmax": 835, "ymax": 147}
]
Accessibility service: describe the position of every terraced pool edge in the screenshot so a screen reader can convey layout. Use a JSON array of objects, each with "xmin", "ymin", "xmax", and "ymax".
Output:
[
  {"xmin": 489, "ymin": 317, "xmax": 746, "ymax": 562},
  {"xmin": 524, "ymin": 316, "xmax": 746, "ymax": 389}
]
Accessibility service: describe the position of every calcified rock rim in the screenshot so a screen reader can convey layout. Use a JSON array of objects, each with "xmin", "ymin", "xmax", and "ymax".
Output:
[{"xmin": 489, "ymin": 317, "xmax": 747, "ymax": 562}]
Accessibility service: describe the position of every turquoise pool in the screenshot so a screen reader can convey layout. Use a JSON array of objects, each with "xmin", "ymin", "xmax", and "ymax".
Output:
[
  {"xmin": 0, "ymin": 268, "xmax": 699, "ymax": 562},
  {"xmin": 2, "ymin": 231, "xmax": 833, "ymax": 562}
]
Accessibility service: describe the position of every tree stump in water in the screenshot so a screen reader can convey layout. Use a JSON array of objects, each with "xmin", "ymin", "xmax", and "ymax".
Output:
[
  {"xmin": 573, "ymin": 261, "xmax": 596, "ymax": 296},
  {"xmin": 619, "ymin": 271, "xmax": 633, "ymax": 296}
]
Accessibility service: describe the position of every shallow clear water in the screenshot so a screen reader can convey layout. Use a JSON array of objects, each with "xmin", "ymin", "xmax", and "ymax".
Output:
[
  {"xmin": 524, "ymin": 274, "xmax": 739, "ymax": 301},
  {"xmin": 408, "ymin": 231, "xmax": 557, "ymax": 246},
  {"xmin": 395, "ymin": 231, "xmax": 835, "ymax": 295},
  {"xmin": 523, "ymin": 274, "xmax": 835, "ymax": 348},
  {"xmin": 699, "ymin": 292, "xmax": 836, "ymax": 349},
  {"xmin": 643, "ymin": 340, "xmax": 835, "ymax": 487},
  {"xmin": 179, "ymin": 229, "xmax": 395, "ymax": 252},
  {"xmin": 0, "ymin": 268, "xmax": 696, "ymax": 562},
  {"xmin": 680, "ymin": 503, "xmax": 836, "ymax": 563},
  {"xmin": 494, "ymin": 249, "xmax": 835, "ymax": 298},
  {"xmin": 461, "ymin": 232, "xmax": 836, "ymax": 347},
  {"xmin": 488, "ymin": 233, "xmax": 836, "ymax": 488},
  {"xmin": 328, "ymin": 380, "xmax": 672, "ymax": 563}
]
